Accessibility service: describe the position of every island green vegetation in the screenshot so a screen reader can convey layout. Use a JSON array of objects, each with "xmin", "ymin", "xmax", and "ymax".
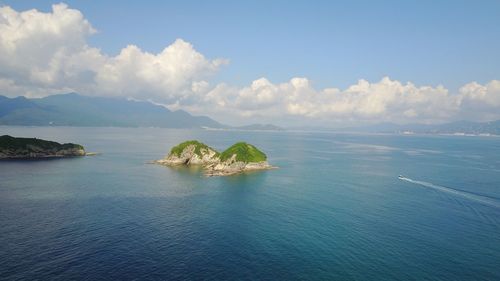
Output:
[
  {"xmin": 0, "ymin": 135, "xmax": 84, "ymax": 150},
  {"xmin": 220, "ymin": 142, "xmax": 267, "ymax": 162},
  {"xmin": 169, "ymin": 141, "xmax": 266, "ymax": 163},
  {"xmin": 155, "ymin": 140, "xmax": 274, "ymax": 176},
  {"xmin": 0, "ymin": 135, "xmax": 85, "ymax": 159},
  {"xmin": 169, "ymin": 140, "xmax": 220, "ymax": 157}
]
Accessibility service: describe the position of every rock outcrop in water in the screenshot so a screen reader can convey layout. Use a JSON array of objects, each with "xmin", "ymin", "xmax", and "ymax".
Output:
[
  {"xmin": 156, "ymin": 140, "xmax": 220, "ymax": 166},
  {"xmin": 0, "ymin": 135, "xmax": 86, "ymax": 159},
  {"xmin": 155, "ymin": 140, "xmax": 275, "ymax": 176}
]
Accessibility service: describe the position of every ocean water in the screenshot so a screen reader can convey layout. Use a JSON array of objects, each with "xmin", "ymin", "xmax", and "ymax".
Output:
[{"xmin": 1, "ymin": 126, "xmax": 499, "ymax": 280}]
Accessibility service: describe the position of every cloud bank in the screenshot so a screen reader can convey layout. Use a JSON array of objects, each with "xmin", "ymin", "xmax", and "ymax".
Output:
[
  {"xmin": 0, "ymin": 3, "xmax": 499, "ymax": 126},
  {"xmin": 0, "ymin": 4, "xmax": 225, "ymax": 100}
]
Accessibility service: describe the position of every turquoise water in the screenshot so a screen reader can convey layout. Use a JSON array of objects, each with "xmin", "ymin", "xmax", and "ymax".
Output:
[{"xmin": 1, "ymin": 127, "xmax": 499, "ymax": 280}]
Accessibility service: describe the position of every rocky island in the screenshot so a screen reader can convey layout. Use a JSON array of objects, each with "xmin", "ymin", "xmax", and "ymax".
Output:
[
  {"xmin": 0, "ymin": 135, "xmax": 86, "ymax": 159},
  {"xmin": 155, "ymin": 140, "xmax": 275, "ymax": 176}
]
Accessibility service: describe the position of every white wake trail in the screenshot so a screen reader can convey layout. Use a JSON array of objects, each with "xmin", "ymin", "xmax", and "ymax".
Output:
[{"xmin": 399, "ymin": 177, "xmax": 500, "ymax": 209}]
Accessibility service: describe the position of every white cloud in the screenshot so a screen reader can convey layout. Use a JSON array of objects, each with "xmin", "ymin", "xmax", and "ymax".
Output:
[
  {"xmin": 0, "ymin": 4, "xmax": 95, "ymax": 88},
  {"xmin": 456, "ymin": 80, "xmax": 500, "ymax": 121},
  {"xmin": 186, "ymin": 76, "xmax": 462, "ymax": 125},
  {"xmin": 0, "ymin": 3, "xmax": 226, "ymax": 101},
  {"xmin": 458, "ymin": 80, "xmax": 500, "ymax": 107},
  {"xmin": 94, "ymin": 40, "xmax": 226, "ymax": 101},
  {"xmin": 0, "ymin": 3, "xmax": 499, "ymax": 126}
]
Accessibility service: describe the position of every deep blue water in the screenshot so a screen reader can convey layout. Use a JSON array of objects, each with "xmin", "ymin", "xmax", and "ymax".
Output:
[{"xmin": 1, "ymin": 127, "xmax": 499, "ymax": 280}]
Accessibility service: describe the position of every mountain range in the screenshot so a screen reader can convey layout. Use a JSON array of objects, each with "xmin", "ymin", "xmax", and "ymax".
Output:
[
  {"xmin": 1, "ymin": 93, "xmax": 497, "ymax": 134},
  {"xmin": 0, "ymin": 93, "xmax": 286, "ymax": 131},
  {"xmin": 0, "ymin": 93, "xmax": 223, "ymax": 128}
]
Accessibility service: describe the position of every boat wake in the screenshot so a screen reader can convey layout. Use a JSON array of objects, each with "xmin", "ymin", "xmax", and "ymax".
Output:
[{"xmin": 398, "ymin": 176, "xmax": 500, "ymax": 209}]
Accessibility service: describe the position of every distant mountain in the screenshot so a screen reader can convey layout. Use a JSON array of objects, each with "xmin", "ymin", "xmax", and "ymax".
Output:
[
  {"xmin": 233, "ymin": 124, "xmax": 284, "ymax": 131},
  {"xmin": 0, "ymin": 93, "xmax": 224, "ymax": 128},
  {"xmin": 346, "ymin": 120, "xmax": 500, "ymax": 135},
  {"xmin": 432, "ymin": 120, "xmax": 500, "ymax": 135}
]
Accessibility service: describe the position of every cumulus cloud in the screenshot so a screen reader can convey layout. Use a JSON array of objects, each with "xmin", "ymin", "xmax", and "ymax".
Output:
[
  {"xmin": 0, "ymin": 3, "xmax": 226, "ymax": 100},
  {"xmin": 179, "ymin": 76, "xmax": 500, "ymax": 125},
  {"xmin": 456, "ymin": 80, "xmax": 500, "ymax": 121},
  {"xmin": 183, "ymin": 77, "xmax": 460, "ymax": 125},
  {"xmin": 94, "ymin": 40, "xmax": 227, "ymax": 101},
  {"xmin": 0, "ymin": 3, "xmax": 499, "ymax": 125}
]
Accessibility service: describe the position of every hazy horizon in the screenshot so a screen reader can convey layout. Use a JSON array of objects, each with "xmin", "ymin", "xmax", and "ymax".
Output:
[{"xmin": 0, "ymin": 1, "xmax": 499, "ymax": 127}]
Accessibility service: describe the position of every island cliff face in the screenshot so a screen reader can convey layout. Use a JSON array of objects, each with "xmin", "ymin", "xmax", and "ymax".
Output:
[
  {"xmin": 156, "ymin": 141, "xmax": 220, "ymax": 166},
  {"xmin": 0, "ymin": 135, "xmax": 86, "ymax": 159},
  {"xmin": 155, "ymin": 140, "xmax": 274, "ymax": 176}
]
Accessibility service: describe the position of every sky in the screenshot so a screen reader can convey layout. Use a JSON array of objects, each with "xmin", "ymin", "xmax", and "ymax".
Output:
[{"xmin": 0, "ymin": 0, "xmax": 499, "ymax": 126}]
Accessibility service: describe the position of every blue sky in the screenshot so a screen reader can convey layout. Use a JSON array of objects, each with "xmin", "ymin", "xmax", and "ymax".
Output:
[
  {"xmin": 4, "ymin": 0, "xmax": 500, "ymax": 90},
  {"xmin": 0, "ymin": 1, "xmax": 499, "ymax": 125}
]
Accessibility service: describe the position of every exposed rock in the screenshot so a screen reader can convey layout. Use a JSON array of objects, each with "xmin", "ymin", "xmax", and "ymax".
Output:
[
  {"xmin": 154, "ymin": 140, "xmax": 276, "ymax": 176},
  {"xmin": 155, "ymin": 143, "xmax": 219, "ymax": 166},
  {"xmin": 205, "ymin": 154, "xmax": 273, "ymax": 176}
]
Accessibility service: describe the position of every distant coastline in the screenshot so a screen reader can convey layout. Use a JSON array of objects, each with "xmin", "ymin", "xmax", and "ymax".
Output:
[{"xmin": 0, "ymin": 94, "xmax": 282, "ymax": 131}]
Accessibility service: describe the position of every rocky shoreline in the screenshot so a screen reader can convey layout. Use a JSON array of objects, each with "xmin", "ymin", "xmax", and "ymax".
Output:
[{"xmin": 154, "ymin": 141, "xmax": 276, "ymax": 176}]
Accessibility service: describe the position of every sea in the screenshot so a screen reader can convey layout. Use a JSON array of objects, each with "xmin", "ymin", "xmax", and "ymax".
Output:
[{"xmin": 1, "ymin": 126, "xmax": 499, "ymax": 280}]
